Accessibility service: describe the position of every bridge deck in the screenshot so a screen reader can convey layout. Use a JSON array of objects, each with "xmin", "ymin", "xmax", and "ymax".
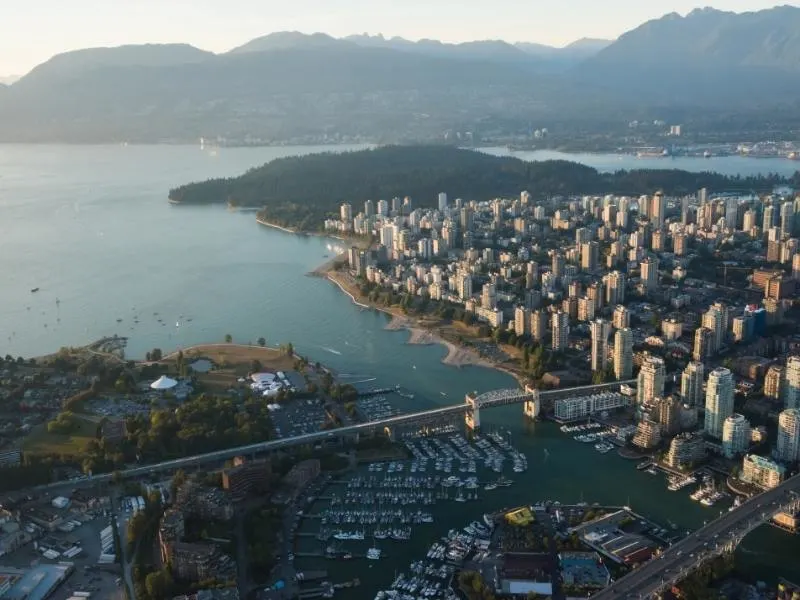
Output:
[{"xmin": 589, "ymin": 475, "xmax": 800, "ymax": 599}]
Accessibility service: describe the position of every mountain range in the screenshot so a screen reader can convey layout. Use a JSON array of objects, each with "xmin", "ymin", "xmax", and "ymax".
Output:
[{"xmin": 1, "ymin": 5, "xmax": 799, "ymax": 143}]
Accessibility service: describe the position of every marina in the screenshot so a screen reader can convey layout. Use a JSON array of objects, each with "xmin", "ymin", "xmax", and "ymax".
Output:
[{"xmin": 293, "ymin": 430, "xmax": 525, "ymax": 582}]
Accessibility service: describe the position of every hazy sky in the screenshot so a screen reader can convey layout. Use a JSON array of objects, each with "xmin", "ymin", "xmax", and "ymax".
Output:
[{"xmin": 1, "ymin": 0, "xmax": 793, "ymax": 76}]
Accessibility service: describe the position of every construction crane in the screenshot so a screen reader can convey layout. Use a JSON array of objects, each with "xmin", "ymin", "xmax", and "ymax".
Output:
[{"xmin": 716, "ymin": 264, "xmax": 752, "ymax": 287}]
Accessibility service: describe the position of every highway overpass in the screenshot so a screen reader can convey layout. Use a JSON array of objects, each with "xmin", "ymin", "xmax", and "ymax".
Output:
[{"xmin": 589, "ymin": 474, "xmax": 800, "ymax": 600}]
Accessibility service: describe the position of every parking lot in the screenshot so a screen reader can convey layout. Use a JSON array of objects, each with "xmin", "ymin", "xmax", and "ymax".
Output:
[
  {"xmin": 270, "ymin": 398, "xmax": 329, "ymax": 438},
  {"xmin": 1, "ymin": 510, "xmax": 124, "ymax": 600}
]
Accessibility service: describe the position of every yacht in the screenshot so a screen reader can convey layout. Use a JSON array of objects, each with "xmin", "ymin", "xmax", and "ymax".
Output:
[
  {"xmin": 367, "ymin": 547, "xmax": 382, "ymax": 560},
  {"xmin": 483, "ymin": 482, "xmax": 498, "ymax": 491}
]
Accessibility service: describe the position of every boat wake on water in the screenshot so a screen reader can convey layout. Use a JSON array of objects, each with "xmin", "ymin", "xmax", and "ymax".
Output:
[{"xmin": 318, "ymin": 345, "xmax": 343, "ymax": 355}]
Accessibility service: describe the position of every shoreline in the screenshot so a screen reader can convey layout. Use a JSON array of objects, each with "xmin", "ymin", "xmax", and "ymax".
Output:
[{"xmin": 325, "ymin": 270, "xmax": 524, "ymax": 384}]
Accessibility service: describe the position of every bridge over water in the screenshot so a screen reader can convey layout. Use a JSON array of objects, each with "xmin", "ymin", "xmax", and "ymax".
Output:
[
  {"xmin": 463, "ymin": 379, "xmax": 636, "ymax": 431},
  {"xmin": 29, "ymin": 380, "xmax": 634, "ymax": 491},
  {"xmin": 589, "ymin": 474, "xmax": 800, "ymax": 599}
]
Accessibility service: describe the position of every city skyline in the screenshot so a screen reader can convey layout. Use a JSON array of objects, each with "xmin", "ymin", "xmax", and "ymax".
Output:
[{"xmin": 0, "ymin": 0, "xmax": 791, "ymax": 76}]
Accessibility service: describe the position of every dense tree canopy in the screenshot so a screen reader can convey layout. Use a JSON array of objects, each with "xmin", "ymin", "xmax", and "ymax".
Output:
[{"xmin": 168, "ymin": 145, "xmax": 797, "ymax": 230}]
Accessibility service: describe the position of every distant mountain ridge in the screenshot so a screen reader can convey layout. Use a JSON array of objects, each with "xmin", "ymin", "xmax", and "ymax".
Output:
[
  {"xmin": 2, "ymin": 6, "xmax": 800, "ymax": 142},
  {"xmin": 579, "ymin": 5, "xmax": 800, "ymax": 101}
]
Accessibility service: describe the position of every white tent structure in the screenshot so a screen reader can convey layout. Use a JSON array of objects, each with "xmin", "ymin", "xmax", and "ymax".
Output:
[{"xmin": 150, "ymin": 375, "xmax": 178, "ymax": 390}]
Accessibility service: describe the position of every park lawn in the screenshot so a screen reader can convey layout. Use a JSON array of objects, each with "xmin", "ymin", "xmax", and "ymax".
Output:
[
  {"xmin": 23, "ymin": 414, "xmax": 101, "ymax": 457},
  {"xmin": 169, "ymin": 344, "xmax": 297, "ymax": 373}
]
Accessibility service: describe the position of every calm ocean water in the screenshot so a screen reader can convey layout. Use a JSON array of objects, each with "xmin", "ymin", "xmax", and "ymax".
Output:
[{"xmin": 1, "ymin": 144, "xmax": 797, "ymax": 590}]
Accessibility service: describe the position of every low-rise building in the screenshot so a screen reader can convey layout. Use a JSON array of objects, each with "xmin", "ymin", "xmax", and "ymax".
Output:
[
  {"xmin": 553, "ymin": 392, "xmax": 630, "ymax": 422},
  {"xmin": 664, "ymin": 433, "xmax": 706, "ymax": 470},
  {"xmin": 632, "ymin": 420, "xmax": 661, "ymax": 450},
  {"xmin": 222, "ymin": 457, "xmax": 271, "ymax": 500},
  {"xmin": 169, "ymin": 541, "xmax": 225, "ymax": 582},
  {"xmin": 741, "ymin": 454, "xmax": 785, "ymax": 490}
]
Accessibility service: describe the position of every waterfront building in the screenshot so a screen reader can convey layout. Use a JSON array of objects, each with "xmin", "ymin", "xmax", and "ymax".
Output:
[
  {"xmin": 340, "ymin": 202, "xmax": 353, "ymax": 228},
  {"xmin": 632, "ymin": 420, "xmax": 662, "ymax": 449},
  {"xmin": 377, "ymin": 199, "xmax": 389, "ymax": 216},
  {"xmin": 764, "ymin": 365, "xmax": 784, "ymax": 400},
  {"xmin": 741, "ymin": 454, "xmax": 785, "ymax": 490},
  {"xmin": 514, "ymin": 306, "xmax": 530, "ymax": 337},
  {"xmin": 613, "ymin": 328, "xmax": 633, "ymax": 380},
  {"xmin": 637, "ymin": 355, "xmax": 665, "ymax": 406},
  {"xmin": 783, "ymin": 356, "xmax": 800, "ymax": 410},
  {"xmin": 604, "ymin": 271, "xmax": 626, "ymax": 305},
  {"xmin": 551, "ymin": 311, "xmax": 569, "ymax": 351},
  {"xmin": 640, "ymin": 257, "xmax": 659, "ymax": 293},
  {"xmin": 704, "ymin": 367, "xmax": 734, "ymax": 439},
  {"xmin": 655, "ymin": 395, "xmax": 681, "ymax": 435},
  {"xmin": 438, "ymin": 192, "xmax": 447, "ymax": 213},
  {"xmin": 777, "ymin": 408, "xmax": 800, "ymax": 463},
  {"xmin": 590, "ymin": 319, "xmax": 611, "ymax": 372},
  {"xmin": 693, "ymin": 327, "xmax": 713, "ymax": 362},
  {"xmin": 553, "ymin": 392, "xmax": 629, "ymax": 421},
  {"xmin": 612, "ymin": 305, "xmax": 630, "ymax": 330},
  {"xmin": 661, "ymin": 319, "xmax": 682, "ymax": 341},
  {"xmin": 680, "ymin": 362, "xmax": 704, "ymax": 407},
  {"xmin": 722, "ymin": 414, "xmax": 751, "ymax": 459},
  {"xmin": 665, "ymin": 433, "xmax": 706, "ymax": 469},
  {"xmin": 531, "ymin": 310, "xmax": 547, "ymax": 343}
]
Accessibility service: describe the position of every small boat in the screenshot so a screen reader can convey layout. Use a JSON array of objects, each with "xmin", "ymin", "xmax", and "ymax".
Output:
[{"xmin": 30, "ymin": 288, "xmax": 40, "ymax": 293}]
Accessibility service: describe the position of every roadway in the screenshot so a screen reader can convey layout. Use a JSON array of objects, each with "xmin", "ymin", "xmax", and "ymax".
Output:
[
  {"xmin": 31, "ymin": 403, "xmax": 469, "ymax": 494},
  {"xmin": 590, "ymin": 474, "xmax": 800, "ymax": 599},
  {"xmin": 29, "ymin": 380, "xmax": 635, "ymax": 494}
]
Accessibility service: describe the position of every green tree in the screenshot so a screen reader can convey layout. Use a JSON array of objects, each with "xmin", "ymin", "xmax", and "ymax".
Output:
[
  {"xmin": 224, "ymin": 333, "xmax": 233, "ymax": 344},
  {"xmin": 144, "ymin": 569, "xmax": 173, "ymax": 600},
  {"xmin": 257, "ymin": 337, "xmax": 266, "ymax": 347}
]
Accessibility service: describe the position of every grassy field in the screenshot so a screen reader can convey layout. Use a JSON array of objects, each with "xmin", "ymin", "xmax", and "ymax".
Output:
[
  {"xmin": 23, "ymin": 414, "xmax": 101, "ymax": 457},
  {"xmin": 162, "ymin": 344, "xmax": 298, "ymax": 393}
]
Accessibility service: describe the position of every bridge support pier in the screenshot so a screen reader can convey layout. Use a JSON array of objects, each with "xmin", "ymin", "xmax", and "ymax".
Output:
[
  {"xmin": 522, "ymin": 386, "xmax": 540, "ymax": 419},
  {"xmin": 465, "ymin": 393, "xmax": 481, "ymax": 432}
]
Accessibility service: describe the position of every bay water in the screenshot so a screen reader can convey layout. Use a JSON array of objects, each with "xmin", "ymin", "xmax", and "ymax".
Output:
[{"xmin": 0, "ymin": 144, "xmax": 797, "ymax": 592}]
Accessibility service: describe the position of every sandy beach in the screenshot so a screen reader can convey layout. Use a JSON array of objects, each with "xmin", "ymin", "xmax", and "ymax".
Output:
[
  {"xmin": 385, "ymin": 315, "xmax": 496, "ymax": 369},
  {"xmin": 327, "ymin": 270, "xmax": 520, "ymax": 378}
]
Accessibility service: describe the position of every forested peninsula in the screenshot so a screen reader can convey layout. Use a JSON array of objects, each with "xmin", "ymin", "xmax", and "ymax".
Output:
[{"xmin": 168, "ymin": 146, "xmax": 797, "ymax": 231}]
